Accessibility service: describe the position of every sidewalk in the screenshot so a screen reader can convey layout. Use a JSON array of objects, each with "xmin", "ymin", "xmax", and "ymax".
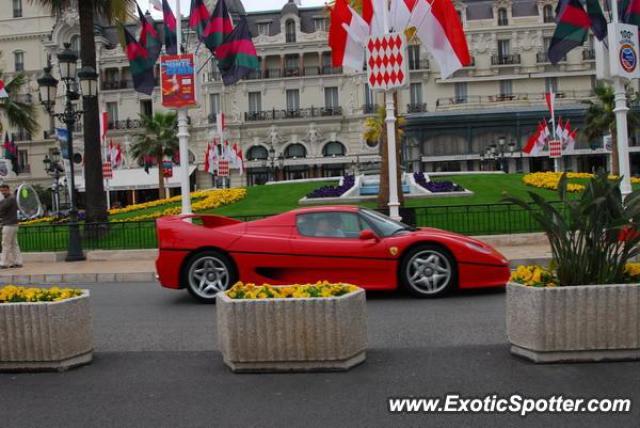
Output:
[{"xmin": 0, "ymin": 234, "xmax": 552, "ymax": 285}]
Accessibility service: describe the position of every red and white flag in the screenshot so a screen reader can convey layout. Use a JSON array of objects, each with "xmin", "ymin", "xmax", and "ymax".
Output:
[
  {"xmin": 523, "ymin": 122, "xmax": 547, "ymax": 156},
  {"xmin": 108, "ymin": 140, "xmax": 122, "ymax": 168},
  {"xmin": 231, "ymin": 143, "xmax": 244, "ymax": 175},
  {"xmin": 565, "ymin": 129, "xmax": 577, "ymax": 152},
  {"xmin": 329, "ymin": 0, "xmax": 369, "ymax": 71},
  {"xmin": 409, "ymin": 0, "xmax": 471, "ymax": 78},
  {"xmin": 545, "ymin": 91, "xmax": 556, "ymax": 120},
  {"xmin": 390, "ymin": 0, "xmax": 418, "ymax": 32},
  {"xmin": 363, "ymin": 0, "xmax": 386, "ymax": 36},
  {"xmin": 555, "ymin": 117, "xmax": 564, "ymax": 142},
  {"xmin": 100, "ymin": 111, "xmax": 109, "ymax": 144},
  {"xmin": 0, "ymin": 80, "xmax": 8, "ymax": 98}
]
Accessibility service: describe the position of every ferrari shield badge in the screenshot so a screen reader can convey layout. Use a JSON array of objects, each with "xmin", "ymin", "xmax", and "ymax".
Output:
[{"xmin": 389, "ymin": 246, "xmax": 399, "ymax": 256}]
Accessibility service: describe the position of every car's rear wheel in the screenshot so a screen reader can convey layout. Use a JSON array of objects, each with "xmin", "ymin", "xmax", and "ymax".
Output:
[
  {"xmin": 183, "ymin": 250, "xmax": 237, "ymax": 303},
  {"xmin": 400, "ymin": 244, "xmax": 457, "ymax": 297}
]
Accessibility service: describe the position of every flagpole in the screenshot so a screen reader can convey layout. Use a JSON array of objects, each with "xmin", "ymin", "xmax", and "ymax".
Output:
[
  {"xmin": 176, "ymin": 0, "xmax": 193, "ymax": 215},
  {"xmin": 610, "ymin": 0, "xmax": 633, "ymax": 195},
  {"xmin": 382, "ymin": 0, "xmax": 401, "ymax": 221}
]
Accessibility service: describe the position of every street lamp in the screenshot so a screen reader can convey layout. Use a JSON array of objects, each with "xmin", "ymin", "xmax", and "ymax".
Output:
[
  {"xmin": 37, "ymin": 43, "xmax": 98, "ymax": 262},
  {"xmin": 268, "ymin": 146, "xmax": 276, "ymax": 182}
]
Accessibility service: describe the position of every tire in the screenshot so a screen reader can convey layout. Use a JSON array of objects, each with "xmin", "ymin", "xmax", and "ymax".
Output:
[
  {"xmin": 182, "ymin": 250, "xmax": 237, "ymax": 303},
  {"xmin": 400, "ymin": 244, "xmax": 457, "ymax": 298}
]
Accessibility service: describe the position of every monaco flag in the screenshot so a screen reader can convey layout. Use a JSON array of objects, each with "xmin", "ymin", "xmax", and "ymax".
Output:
[
  {"xmin": 409, "ymin": 0, "xmax": 471, "ymax": 78},
  {"xmin": 329, "ymin": 0, "xmax": 369, "ymax": 71},
  {"xmin": 523, "ymin": 123, "xmax": 547, "ymax": 156},
  {"xmin": 390, "ymin": 0, "xmax": 418, "ymax": 32}
]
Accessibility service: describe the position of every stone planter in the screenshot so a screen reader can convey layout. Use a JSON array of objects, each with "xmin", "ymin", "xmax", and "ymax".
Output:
[
  {"xmin": 0, "ymin": 291, "xmax": 93, "ymax": 371},
  {"xmin": 216, "ymin": 289, "xmax": 367, "ymax": 372},
  {"xmin": 507, "ymin": 282, "xmax": 640, "ymax": 363}
]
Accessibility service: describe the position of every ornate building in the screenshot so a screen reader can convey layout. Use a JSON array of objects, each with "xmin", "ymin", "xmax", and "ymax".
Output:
[{"xmin": 0, "ymin": 0, "xmax": 637, "ymax": 206}]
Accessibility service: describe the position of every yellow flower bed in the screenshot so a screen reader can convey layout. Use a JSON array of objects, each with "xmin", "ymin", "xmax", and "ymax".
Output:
[
  {"xmin": 111, "ymin": 188, "xmax": 247, "ymax": 222},
  {"xmin": 510, "ymin": 265, "xmax": 558, "ymax": 287},
  {"xmin": 0, "ymin": 285, "xmax": 83, "ymax": 303},
  {"xmin": 20, "ymin": 216, "xmax": 57, "ymax": 226},
  {"xmin": 226, "ymin": 281, "xmax": 360, "ymax": 299},
  {"xmin": 511, "ymin": 263, "xmax": 640, "ymax": 287},
  {"xmin": 523, "ymin": 172, "xmax": 640, "ymax": 193}
]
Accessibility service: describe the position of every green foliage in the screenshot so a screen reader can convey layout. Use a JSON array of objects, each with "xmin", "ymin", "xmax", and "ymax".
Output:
[
  {"xmin": 129, "ymin": 112, "xmax": 179, "ymax": 161},
  {"xmin": 0, "ymin": 70, "xmax": 39, "ymax": 136},
  {"xmin": 503, "ymin": 172, "xmax": 640, "ymax": 286}
]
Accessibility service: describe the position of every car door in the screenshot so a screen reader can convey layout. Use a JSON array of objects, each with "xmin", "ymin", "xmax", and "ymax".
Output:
[{"xmin": 288, "ymin": 211, "xmax": 396, "ymax": 289}]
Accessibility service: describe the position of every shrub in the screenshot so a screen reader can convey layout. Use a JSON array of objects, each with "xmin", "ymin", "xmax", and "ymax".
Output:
[
  {"xmin": 307, "ymin": 175, "xmax": 356, "ymax": 198},
  {"xmin": 504, "ymin": 172, "xmax": 640, "ymax": 286},
  {"xmin": 226, "ymin": 281, "xmax": 359, "ymax": 299}
]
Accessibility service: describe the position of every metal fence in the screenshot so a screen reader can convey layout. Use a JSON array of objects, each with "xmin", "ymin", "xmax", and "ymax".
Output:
[{"xmin": 16, "ymin": 203, "xmax": 562, "ymax": 253}]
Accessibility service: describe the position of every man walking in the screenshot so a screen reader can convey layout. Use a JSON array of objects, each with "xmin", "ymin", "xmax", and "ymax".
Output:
[{"xmin": 0, "ymin": 184, "xmax": 22, "ymax": 268}]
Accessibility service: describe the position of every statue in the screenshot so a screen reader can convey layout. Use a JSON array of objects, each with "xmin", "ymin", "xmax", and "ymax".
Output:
[{"xmin": 304, "ymin": 123, "xmax": 322, "ymax": 145}]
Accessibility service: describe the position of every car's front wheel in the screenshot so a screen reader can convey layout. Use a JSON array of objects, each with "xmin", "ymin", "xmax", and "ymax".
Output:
[
  {"xmin": 400, "ymin": 244, "xmax": 457, "ymax": 297},
  {"xmin": 183, "ymin": 250, "xmax": 237, "ymax": 303}
]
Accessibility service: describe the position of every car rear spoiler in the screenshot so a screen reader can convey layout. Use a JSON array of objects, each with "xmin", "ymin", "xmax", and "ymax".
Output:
[{"xmin": 156, "ymin": 214, "xmax": 243, "ymax": 229}]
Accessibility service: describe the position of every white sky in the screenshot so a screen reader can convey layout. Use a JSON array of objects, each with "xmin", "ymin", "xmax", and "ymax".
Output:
[{"xmin": 138, "ymin": 0, "xmax": 327, "ymax": 15}]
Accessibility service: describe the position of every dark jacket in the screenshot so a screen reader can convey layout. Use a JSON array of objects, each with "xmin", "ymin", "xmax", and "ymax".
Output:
[{"xmin": 0, "ymin": 195, "xmax": 18, "ymax": 226}]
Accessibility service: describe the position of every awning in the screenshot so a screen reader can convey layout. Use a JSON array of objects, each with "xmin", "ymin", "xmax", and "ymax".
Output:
[{"xmin": 72, "ymin": 166, "xmax": 197, "ymax": 191}]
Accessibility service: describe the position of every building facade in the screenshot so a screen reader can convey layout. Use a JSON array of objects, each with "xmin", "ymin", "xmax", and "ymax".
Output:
[{"xmin": 0, "ymin": 0, "xmax": 637, "ymax": 207}]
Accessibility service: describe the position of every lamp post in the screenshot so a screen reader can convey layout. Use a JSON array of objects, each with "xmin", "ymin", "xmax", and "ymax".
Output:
[
  {"xmin": 482, "ymin": 137, "xmax": 515, "ymax": 172},
  {"xmin": 37, "ymin": 43, "xmax": 98, "ymax": 262},
  {"xmin": 43, "ymin": 149, "xmax": 64, "ymax": 215}
]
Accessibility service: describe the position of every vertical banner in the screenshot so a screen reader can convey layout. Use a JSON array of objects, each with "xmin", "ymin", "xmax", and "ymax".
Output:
[
  {"xmin": 160, "ymin": 54, "xmax": 198, "ymax": 108},
  {"xmin": 607, "ymin": 23, "xmax": 640, "ymax": 80}
]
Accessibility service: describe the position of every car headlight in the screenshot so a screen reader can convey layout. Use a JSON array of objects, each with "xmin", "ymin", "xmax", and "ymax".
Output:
[{"xmin": 465, "ymin": 241, "xmax": 493, "ymax": 254}]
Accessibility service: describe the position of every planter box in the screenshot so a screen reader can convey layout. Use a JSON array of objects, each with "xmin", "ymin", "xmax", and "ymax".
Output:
[
  {"xmin": 507, "ymin": 282, "xmax": 640, "ymax": 363},
  {"xmin": 0, "ymin": 291, "xmax": 93, "ymax": 371},
  {"xmin": 216, "ymin": 289, "xmax": 367, "ymax": 372}
]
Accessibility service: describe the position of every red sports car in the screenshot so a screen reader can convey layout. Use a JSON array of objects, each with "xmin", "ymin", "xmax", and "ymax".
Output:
[{"xmin": 155, "ymin": 206, "xmax": 510, "ymax": 302}]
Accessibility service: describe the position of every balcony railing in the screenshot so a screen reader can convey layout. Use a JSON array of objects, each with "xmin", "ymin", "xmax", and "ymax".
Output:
[
  {"xmin": 435, "ymin": 90, "xmax": 596, "ymax": 109},
  {"xmin": 239, "ymin": 66, "xmax": 343, "ymax": 81},
  {"xmin": 108, "ymin": 119, "xmax": 143, "ymax": 130},
  {"xmin": 491, "ymin": 54, "xmax": 521, "ymax": 65},
  {"xmin": 102, "ymin": 80, "xmax": 133, "ymax": 90},
  {"xmin": 409, "ymin": 59, "xmax": 430, "ymax": 70},
  {"xmin": 363, "ymin": 104, "xmax": 380, "ymax": 114},
  {"xmin": 13, "ymin": 131, "xmax": 31, "ymax": 141},
  {"xmin": 543, "ymin": 15, "xmax": 555, "ymax": 23},
  {"xmin": 537, "ymin": 51, "xmax": 566, "ymax": 63},
  {"xmin": 407, "ymin": 103, "xmax": 427, "ymax": 113},
  {"xmin": 284, "ymin": 67, "xmax": 301, "ymax": 77},
  {"xmin": 244, "ymin": 107, "xmax": 343, "ymax": 122},
  {"xmin": 286, "ymin": 33, "xmax": 296, "ymax": 43},
  {"xmin": 583, "ymin": 48, "xmax": 596, "ymax": 60},
  {"xmin": 498, "ymin": 18, "xmax": 509, "ymax": 26}
]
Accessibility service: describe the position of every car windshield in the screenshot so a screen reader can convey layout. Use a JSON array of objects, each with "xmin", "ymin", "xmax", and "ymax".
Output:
[{"xmin": 359, "ymin": 208, "xmax": 415, "ymax": 237}]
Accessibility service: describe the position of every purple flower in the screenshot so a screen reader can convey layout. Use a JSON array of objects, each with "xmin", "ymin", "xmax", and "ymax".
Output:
[
  {"xmin": 307, "ymin": 175, "xmax": 356, "ymax": 198},
  {"xmin": 414, "ymin": 172, "xmax": 464, "ymax": 193}
]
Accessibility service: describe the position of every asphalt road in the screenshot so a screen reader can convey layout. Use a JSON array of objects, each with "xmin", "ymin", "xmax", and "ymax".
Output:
[{"xmin": 1, "ymin": 283, "xmax": 639, "ymax": 428}]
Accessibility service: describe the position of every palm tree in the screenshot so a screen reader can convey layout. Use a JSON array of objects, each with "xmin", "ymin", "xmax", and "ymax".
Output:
[
  {"xmin": 31, "ymin": 0, "xmax": 135, "ymax": 223},
  {"xmin": 130, "ymin": 112, "xmax": 179, "ymax": 200},
  {"xmin": 583, "ymin": 84, "xmax": 640, "ymax": 176},
  {"xmin": 0, "ymin": 70, "xmax": 39, "ymax": 137},
  {"xmin": 363, "ymin": 104, "xmax": 406, "ymax": 209}
]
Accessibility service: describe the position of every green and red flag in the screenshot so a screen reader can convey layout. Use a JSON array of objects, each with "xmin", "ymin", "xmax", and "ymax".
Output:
[
  {"xmin": 162, "ymin": 0, "xmax": 178, "ymax": 55},
  {"xmin": 215, "ymin": 16, "xmax": 259, "ymax": 85},
  {"xmin": 586, "ymin": 0, "xmax": 607, "ymax": 40},
  {"xmin": 548, "ymin": 0, "xmax": 590, "ymax": 64},
  {"xmin": 203, "ymin": 0, "xmax": 235, "ymax": 53},
  {"xmin": 189, "ymin": 0, "xmax": 210, "ymax": 43},
  {"xmin": 622, "ymin": 0, "xmax": 640, "ymax": 26},
  {"xmin": 120, "ymin": 23, "xmax": 155, "ymax": 95},
  {"xmin": 137, "ymin": 4, "xmax": 162, "ymax": 67}
]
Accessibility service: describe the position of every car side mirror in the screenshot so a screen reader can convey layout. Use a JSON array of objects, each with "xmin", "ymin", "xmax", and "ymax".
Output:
[{"xmin": 359, "ymin": 229, "xmax": 379, "ymax": 241}]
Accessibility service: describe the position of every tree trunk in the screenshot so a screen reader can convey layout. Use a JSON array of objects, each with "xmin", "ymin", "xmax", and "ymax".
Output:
[
  {"xmin": 611, "ymin": 129, "xmax": 620, "ymax": 176},
  {"xmin": 78, "ymin": 0, "xmax": 107, "ymax": 223},
  {"xmin": 157, "ymin": 149, "xmax": 166, "ymax": 199}
]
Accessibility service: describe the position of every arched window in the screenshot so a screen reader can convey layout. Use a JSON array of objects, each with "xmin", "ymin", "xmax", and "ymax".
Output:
[
  {"xmin": 13, "ymin": 50, "xmax": 24, "ymax": 72},
  {"xmin": 322, "ymin": 141, "xmax": 346, "ymax": 157},
  {"xmin": 543, "ymin": 5, "xmax": 554, "ymax": 22},
  {"xmin": 497, "ymin": 8, "xmax": 508, "ymax": 26},
  {"xmin": 247, "ymin": 145, "xmax": 268, "ymax": 161},
  {"xmin": 284, "ymin": 143, "xmax": 306, "ymax": 159},
  {"xmin": 70, "ymin": 35, "xmax": 81, "ymax": 55},
  {"xmin": 285, "ymin": 19, "xmax": 296, "ymax": 43}
]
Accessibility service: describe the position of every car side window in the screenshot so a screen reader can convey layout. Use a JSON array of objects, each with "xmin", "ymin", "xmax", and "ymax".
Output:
[{"xmin": 296, "ymin": 212, "xmax": 365, "ymax": 238}]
